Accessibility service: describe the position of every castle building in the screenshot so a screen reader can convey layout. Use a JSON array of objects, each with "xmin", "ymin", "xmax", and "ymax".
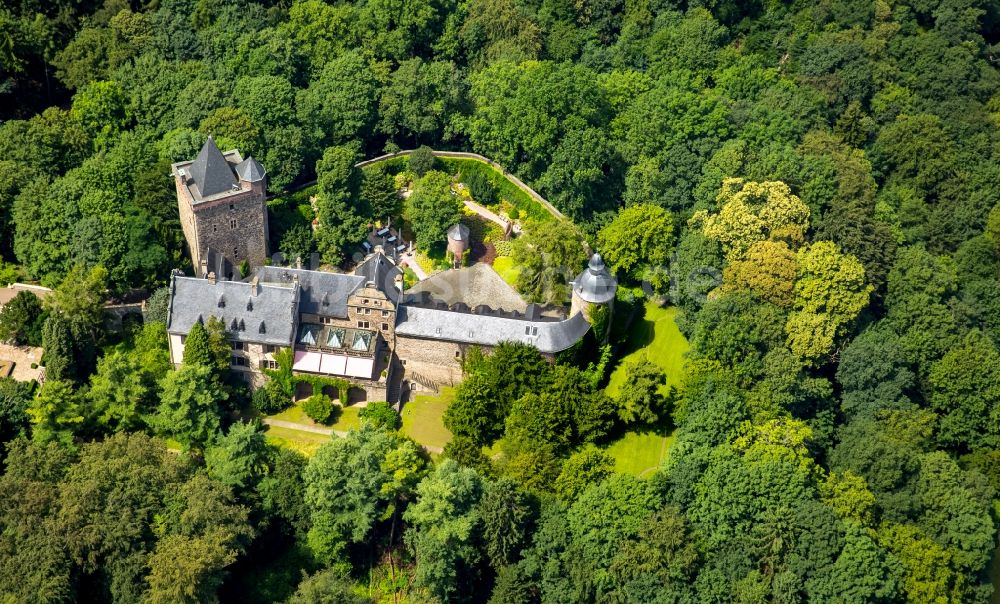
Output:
[
  {"xmin": 171, "ymin": 137, "xmax": 269, "ymax": 279},
  {"xmin": 166, "ymin": 150, "xmax": 617, "ymax": 404}
]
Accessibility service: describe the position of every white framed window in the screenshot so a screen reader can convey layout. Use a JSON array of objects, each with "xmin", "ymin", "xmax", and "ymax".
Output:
[
  {"xmin": 358, "ymin": 321, "xmax": 370, "ymax": 329},
  {"xmin": 232, "ymin": 356, "xmax": 248, "ymax": 367},
  {"xmin": 381, "ymin": 323, "xmax": 389, "ymax": 331}
]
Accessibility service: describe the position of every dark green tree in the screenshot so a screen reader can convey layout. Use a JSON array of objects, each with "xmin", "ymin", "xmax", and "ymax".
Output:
[
  {"xmin": 0, "ymin": 290, "xmax": 46, "ymax": 346},
  {"xmin": 407, "ymin": 170, "xmax": 462, "ymax": 250}
]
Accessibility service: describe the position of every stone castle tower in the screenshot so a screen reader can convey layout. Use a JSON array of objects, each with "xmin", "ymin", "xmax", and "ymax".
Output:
[
  {"xmin": 171, "ymin": 136, "xmax": 269, "ymax": 280},
  {"xmin": 571, "ymin": 253, "xmax": 617, "ymax": 338}
]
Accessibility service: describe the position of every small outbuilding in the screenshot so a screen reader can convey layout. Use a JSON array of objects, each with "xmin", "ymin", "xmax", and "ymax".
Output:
[{"xmin": 446, "ymin": 223, "xmax": 471, "ymax": 267}]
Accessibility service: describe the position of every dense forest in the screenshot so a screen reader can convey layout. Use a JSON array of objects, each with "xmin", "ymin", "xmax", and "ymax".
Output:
[{"xmin": 3, "ymin": 0, "xmax": 1000, "ymax": 601}]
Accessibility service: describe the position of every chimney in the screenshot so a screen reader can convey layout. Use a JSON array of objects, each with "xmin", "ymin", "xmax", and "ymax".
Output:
[
  {"xmin": 250, "ymin": 276, "xmax": 260, "ymax": 297},
  {"xmin": 207, "ymin": 271, "xmax": 216, "ymax": 285},
  {"xmin": 295, "ymin": 256, "xmax": 302, "ymax": 270},
  {"xmin": 200, "ymin": 259, "xmax": 208, "ymax": 278}
]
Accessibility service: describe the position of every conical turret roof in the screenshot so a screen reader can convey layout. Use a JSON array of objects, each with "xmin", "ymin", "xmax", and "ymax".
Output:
[
  {"xmin": 573, "ymin": 253, "xmax": 617, "ymax": 304},
  {"xmin": 235, "ymin": 154, "xmax": 266, "ymax": 182}
]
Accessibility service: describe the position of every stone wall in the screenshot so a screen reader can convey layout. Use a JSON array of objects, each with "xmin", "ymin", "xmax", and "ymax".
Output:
[
  {"xmin": 174, "ymin": 169, "xmax": 268, "ymax": 276},
  {"xmin": 395, "ymin": 334, "xmax": 474, "ymax": 389},
  {"xmin": 193, "ymin": 181, "xmax": 269, "ymax": 275},
  {"xmin": 174, "ymin": 174, "xmax": 201, "ymax": 271},
  {"xmin": 347, "ymin": 286, "xmax": 396, "ymax": 338}
]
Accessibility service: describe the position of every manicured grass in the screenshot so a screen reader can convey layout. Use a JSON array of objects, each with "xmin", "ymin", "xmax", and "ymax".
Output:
[
  {"xmin": 602, "ymin": 303, "xmax": 689, "ymax": 477},
  {"xmin": 331, "ymin": 406, "xmax": 362, "ymax": 432},
  {"xmin": 264, "ymin": 425, "xmax": 333, "ymax": 457},
  {"xmin": 605, "ymin": 303, "xmax": 689, "ymax": 398},
  {"xmin": 602, "ymin": 431, "xmax": 676, "ymax": 478},
  {"xmin": 492, "ymin": 256, "xmax": 520, "ymax": 288},
  {"xmin": 268, "ymin": 402, "xmax": 361, "ymax": 431},
  {"xmin": 268, "ymin": 403, "xmax": 311, "ymax": 425},
  {"xmin": 401, "ymin": 387, "xmax": 455, "ymax": 450}
]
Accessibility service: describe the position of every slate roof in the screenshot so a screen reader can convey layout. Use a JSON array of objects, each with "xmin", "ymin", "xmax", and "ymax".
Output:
[
  {"xmin": 235, "ymin": 155, "xmax": 266, "ymax": 182},
  {"xmin": 256, "ymin": 266, "xmax": 365, "ymax": 318},
  {"xmin": 573, "ymin": 253, "xmax": 617, "ymax": 304},
  {"xmin": 447, "ymin": 223, "xmax": 470, "ymax": 241},
  {"xmin": 190, "ymin": 136, "xmax": 238, "ymax": 197},
  {"xmin": 166, "ymin": 274, "xmax": 298, "ymax": 346},
  {"xmin": 394, "ymin": 306, "xmax": 590, "ymax": 353},
  {"xmin": 354, "ymin": 252, "xmax": 403, "ymax": 303}
]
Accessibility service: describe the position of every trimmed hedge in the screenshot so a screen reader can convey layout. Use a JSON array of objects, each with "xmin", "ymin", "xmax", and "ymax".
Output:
[{"xmin": 438, "ymin": 158, "xmax": 553, "ymax": 223}]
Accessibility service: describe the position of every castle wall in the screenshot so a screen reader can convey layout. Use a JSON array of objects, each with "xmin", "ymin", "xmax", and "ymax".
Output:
[
  {"xmin": 395, "ymin": 334, "xmax": 474, "ymax": 389},
  {"xmin": 192, "ymin": 181, "xmax": 268, "ymax": 276},
  {"xmin": 175, "ymin": 175, "xmax": 202, "ymax": 271}
]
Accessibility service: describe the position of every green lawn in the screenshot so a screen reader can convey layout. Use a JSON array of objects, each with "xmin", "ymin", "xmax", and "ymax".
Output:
[
  {"xmin": 603, "ymin": 431, "xmax": 677, "ymax": 477},
  {"xmin": 264, "ymin": 425, "xmax": 333, "ymax": 457},
  {"xmin": 605, "ymin": 303, "xmax": 689, "ymax": 398},
  {"xmin": 267, "ymin": 402, "xmax": 361, "ymax": 431},
  {"xmin": 603, "ymin": 303, "xmax": 689, "ymax": 477},
  {"xmin": 492, "ymin": 256, "xmax": 520, "ymax": 288},
  {"xmin": 401, "ymin": 387, "xmax": 455, "ymax": 450}
]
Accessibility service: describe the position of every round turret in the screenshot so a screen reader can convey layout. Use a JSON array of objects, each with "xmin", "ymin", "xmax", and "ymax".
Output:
[
  {"xmin": 571, "ymin": 253, "xmax": 618, "ymax": 331},
  {"xmin": 573, "ymin": 253, "xmax": 617, "ymax": 304},
  {"xmin": 446, "ymin": 223, "xmax": 470, "ymax": 266}
]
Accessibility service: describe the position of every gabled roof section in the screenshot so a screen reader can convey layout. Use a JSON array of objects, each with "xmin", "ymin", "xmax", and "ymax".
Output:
[
  {"xmin": 190, "ymin": 136, "xmax": 238, "ymax": 197},
  {"xmin": 235, "ymin": 155, "xmax": 266, "ymax": 182},
  {"xmin": 354, "ymin": 251, "xmax": 403, "ymax": 303},
  {"xmin": 257, "ymin": 266, "xmax": 366, "ymax": 318}
]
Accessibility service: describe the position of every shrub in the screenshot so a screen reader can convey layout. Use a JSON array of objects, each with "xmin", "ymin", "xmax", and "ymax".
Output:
[
  {"xmin": 253, "ymin": 381, "xmax": 290, "ymax": 415},
  {"xmin": 303, "ymin": 393, "xmax": 335, "ymax": 424},
  {"xmin": 359, "ymin": 401, "xmax": 400, "ymax": 430},
  {"xmin": 408, "ymin": 145, "xmax": 436, "ymax": 177},
  {"xmin": 464, "ymin": 168, "xmax": 497, "ymax": 205},
  {"xmin": 493, "ymin": 240, "xmax": 513, "ymax": 257}
]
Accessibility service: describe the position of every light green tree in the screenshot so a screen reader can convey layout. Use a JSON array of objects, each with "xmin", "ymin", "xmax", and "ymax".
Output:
[
  {"xmin": 597, "ymin": 203, "xmax": 673, "ymax": 278},
  {"xmin": 691, "ymin": 178, "xmax": 810, "ymax": 261},
  {"xmin": 785, "ymin": 241, "xmax": 872, "ymax": 364}
]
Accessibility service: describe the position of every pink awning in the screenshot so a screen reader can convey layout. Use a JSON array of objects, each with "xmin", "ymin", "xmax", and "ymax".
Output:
[
  {"xmin": 320, "ymin": 354, "xmax": 348, "ymax": 375},
  {"xmin": 292, "ymin": 351, "xmax": 321, "ymax": 373},
  {"xmin": 345, "ymin": 357, "xmax": 375, "ymax": 379}
]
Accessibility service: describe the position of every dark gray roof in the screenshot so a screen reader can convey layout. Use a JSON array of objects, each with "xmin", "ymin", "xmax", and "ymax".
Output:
[
  {"xmin": 394, "ymin": 306, "xmax": 590, "ymax": 353},
  {"xmin": 447, "ymin": 223, "xmax": 470, "ymax": 241},
  {"xmin": 354, "ymin": 252, "xmax": 403, "ymax": 303},
  {"xmin": 190, "ymin": 136, "xmax": 238, "ymax": 197},
  {"xmin": 257, "ymin": 266, "xmax": 365, "ymax": 318},
  {"xmin": 235, "ymin": 155, "xmax": 266, "ymax": 182},
  {"xmin": 573, "ymin": 253, "xmax": 617, "ymax": 304},
  {"xmin": 166, "ymin": 274, "xmax": 298, "ymax": 346}
]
